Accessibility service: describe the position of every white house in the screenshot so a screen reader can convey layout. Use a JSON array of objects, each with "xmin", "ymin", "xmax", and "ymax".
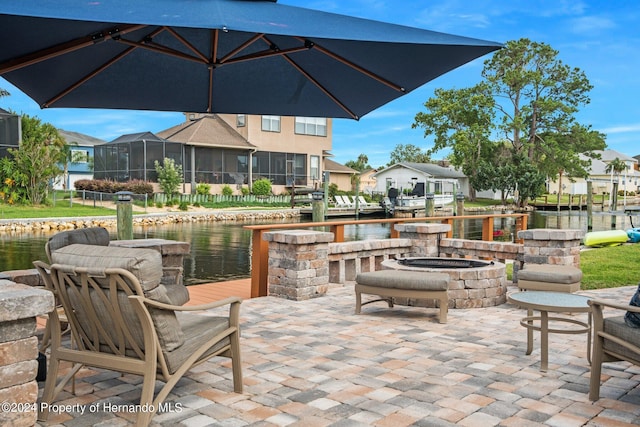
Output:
[
  {"xmin": 547, "ymin": 149, "xmax": 640, "ymax": 195},
  {"xmin": 372, "ymin": 162, "xmax": 468, "ymax": 196}
]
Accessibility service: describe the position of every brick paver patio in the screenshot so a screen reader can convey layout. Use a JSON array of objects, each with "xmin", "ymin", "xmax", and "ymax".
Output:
[{"xmin": 38, "ymin": 283, "xmax": 640, "ymax": 426}]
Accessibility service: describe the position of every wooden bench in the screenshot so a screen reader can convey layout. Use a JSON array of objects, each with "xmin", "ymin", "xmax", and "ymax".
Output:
[
  {"xmin": 355, "ymin": 270, "xmax": 449, "ymax": 323},
  {"xmin": 517, "ymin": 264, "xmax": 583, "ymax": 293}
]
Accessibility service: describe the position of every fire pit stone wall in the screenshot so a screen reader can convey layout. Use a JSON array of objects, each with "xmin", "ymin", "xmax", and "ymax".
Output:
[{"xmin": 381, "ymin": 258, "xmax": 507, "ymax": 308}]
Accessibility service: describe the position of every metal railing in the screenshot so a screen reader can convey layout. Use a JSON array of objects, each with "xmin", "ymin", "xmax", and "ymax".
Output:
[{"xmin": 244, "ymin": 213, "xmax": 528, "ymax": 298}]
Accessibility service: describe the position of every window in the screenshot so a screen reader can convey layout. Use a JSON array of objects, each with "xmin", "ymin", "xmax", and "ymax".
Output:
[
  {"xmin": 71, "ymin": 149, "xmax": 89, "ymax": 163},
  {"xmin": 295, "ymin": 117, "xmax": 327, "ymax": 136},
  {"xmin": 261, "ymin": 115, "xmax": 281, "ymax": 132},
  {"xmin": 237, "ymin": 114, "xmax": 246, "ymax": 127},
  {"xmin": 310, "ymin": 155, "xmax": 320, "ymax": 180}
]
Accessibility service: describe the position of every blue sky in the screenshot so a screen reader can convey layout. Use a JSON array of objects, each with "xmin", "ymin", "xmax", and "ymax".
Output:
[{"xmin": 1, "ymin": 0, "xmax": 638, "ymax": 168}]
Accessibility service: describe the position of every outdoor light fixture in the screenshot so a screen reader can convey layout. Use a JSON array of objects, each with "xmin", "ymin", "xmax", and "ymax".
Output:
[{"xmin": 116, "ymin": 191, "xmax": 133, "ymax": 202}]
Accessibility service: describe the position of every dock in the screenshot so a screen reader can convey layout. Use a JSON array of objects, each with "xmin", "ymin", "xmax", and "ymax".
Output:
[
  {"xmin": 299, "ymin": 206, "xmax": 386, "ymax": 218},
  {"xmin": 186, "ymin": 278, "xmax": 252, "ymax": 305}
]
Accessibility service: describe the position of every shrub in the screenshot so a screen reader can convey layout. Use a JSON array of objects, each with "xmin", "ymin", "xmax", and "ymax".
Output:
[
  {"xmin": 222, "ymin": 185, "xmax": 233, "ymax": 196},
  {"xmin": 154, "ymin": 158, "xmax": 183, "ymax": 197},
  {"xmin": 178, "ymin": 201, "xmax": 189, "ymax": 211},
  {"xmin": 328, "ymin": 183, "xmax": 338, "ymax": 200},
  {"xmin": 155, "ymin": 201, "xmax": 163, "ymax": 209},
  {"xmin": 73, "ymin": 179, "xmax": 153, "ymax": 196},
  {"xmin": 127, "ymin": 180, "xmax": 154, "ymax": 196},
  {"xmin": 252, "ymin": 178, "xmax": 272, "ymax": 196},
  {"xmin": 240, "ymin": 186, "xmax": 250, "ymax": 196},
  {"xmin": 195, "ymin": 182, "xmax": 211, "ymax": 195}
]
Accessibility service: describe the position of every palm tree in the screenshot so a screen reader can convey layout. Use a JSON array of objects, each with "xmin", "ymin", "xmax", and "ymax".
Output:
[
  {"xmin": 605, "ymin": 157, "xmax": 627, "ymax": 209},
  {"xmin": 58, "ymin": 142, "xmax": 79, "ymax": 190}
]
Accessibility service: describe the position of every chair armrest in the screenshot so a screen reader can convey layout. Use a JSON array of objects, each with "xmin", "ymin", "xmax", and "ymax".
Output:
[
  {"xmin": 131, "ymin": 295, "xmax": 242, "ymax": 312},
  {"xmin": 588, "ymin": 298, "xmax": 640, "ymax": 313}
]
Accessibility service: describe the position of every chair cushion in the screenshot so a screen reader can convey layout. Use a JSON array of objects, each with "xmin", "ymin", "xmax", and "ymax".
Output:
[
  {"xmin": 47, "ymin": 227, "xmax": 110, "ymax": 256},
  {"xmin": 519, "ymin": 264, "xmax": 582, "ymax": 284},
  {"xmin": 51, "ymin": 244, "xmax": 163, "ymax": 291},
  {"xmin": 603, "ymin": 315, "xmax": 640, "ymax": 364},
  {"xmin": 51, "ymin": 244, "xmax": 184, "ymax": 351},
  {"xmin": 625, "ymin": 284, "xmax": 640, "ymax": 328},
  {"xmin": 356, "ymin": 270, "xmax": 449, "ymax": 291},
  {"xmin": 163, "ymin": 312, "xmax": 231, "ymax": 375}
]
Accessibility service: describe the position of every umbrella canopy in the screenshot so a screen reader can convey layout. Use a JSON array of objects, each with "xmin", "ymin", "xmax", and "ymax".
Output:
[{"xmin": 0, "ymin": 0, "xmax": 501, "ymax": 119}]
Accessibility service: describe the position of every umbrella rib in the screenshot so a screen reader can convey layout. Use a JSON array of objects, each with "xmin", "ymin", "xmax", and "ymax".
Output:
[
  {"xmin": 218, "ymin": 33, "xmax": 265, "ymax": 64},
  {"xmin": 221, "ymin": 46, "xmax": 310, "ymax": 65},
  {"xmin": 208, "ymin": 30, "xmax": 219, "ymax": 113},
  {"xmin": 164, "ymin": 26, "xmax": 210, "ymax": 63},
  {"xmin": 42, "ymin": 47, "xmax": 137, "ymax": 108},
  {"xmin": 117, "ymin": 38, "xmax": 207, "ymax": 64},
  {"xmin": 282, "ymin": 54, "xmax": 358, "ymax": 120},
  {"xmin": 294, "ymin": 37, "xmax": 405, "ymax": 93},
  {"xmin": 0, "ymin": 24, "xmax": 146, "ymax": 75}
]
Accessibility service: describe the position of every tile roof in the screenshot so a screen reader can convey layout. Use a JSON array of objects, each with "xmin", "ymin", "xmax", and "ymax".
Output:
[{"xmin": 157, "ymin": 114, "xmax": 255, "ymax": 149}]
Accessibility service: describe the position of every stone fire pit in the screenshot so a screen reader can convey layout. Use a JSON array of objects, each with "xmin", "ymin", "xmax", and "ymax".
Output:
[{"xmin": 381, "ymin": 257, "xmax": 507, "ymax": 308}]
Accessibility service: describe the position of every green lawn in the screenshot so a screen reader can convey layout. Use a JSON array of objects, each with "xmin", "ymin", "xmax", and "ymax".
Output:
[
  {"xmin": 0, "ymin": 204, "xmax": 118, "ymax": 219},
  {"xmin": 580, "ymin": 245, "xmax": 639, "ymax": 290},
  {"xmin": 506, "ymin": 244, "xmax": 639, "ymax": 290}
]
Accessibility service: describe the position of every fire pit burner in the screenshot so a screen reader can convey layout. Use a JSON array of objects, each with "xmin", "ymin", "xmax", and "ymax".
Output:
[{"xmin": 397, "ymin": 258, "xmax": 494, "ymax": 269}]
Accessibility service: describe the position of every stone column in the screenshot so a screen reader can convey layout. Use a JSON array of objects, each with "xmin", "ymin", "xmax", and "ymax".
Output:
[
  {"xmin": 394, "ymin": 223, "xmax": 452, "ymax": 257},
  {"xmin": 264, "ymin": 230, "xmax": 334, "ymax": 301},
  {"xmin": 517, "ymin": 228, "xmax": 583, "ymax": 267},
  {"xmin": 0, "ymin": 281, "xmax": 54, "ymax": 427},
  {"xmin": 109, "ymin": 239, "xmax": 191, "ymax": 286}
]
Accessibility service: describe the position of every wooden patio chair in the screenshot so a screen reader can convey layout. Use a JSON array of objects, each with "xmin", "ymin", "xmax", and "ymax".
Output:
[
  {"xmin": 36, "ymin": 244, "xmax": 243, "ymax": 427},
  {"xmin": 588, "ymin": 298, "xmax": 640, "ymax": 400}
]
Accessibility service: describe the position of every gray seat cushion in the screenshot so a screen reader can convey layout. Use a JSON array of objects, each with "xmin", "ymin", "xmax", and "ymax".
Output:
[
  {"xmin": 603, "ymin": 315, "xmax": 640, "ymax": 364},
  {"xmin": 519, "ymin": 264, "xmax": 582, "ymax": 284},
  {"xmin": 164, "ymin": 313, "xmax": 232, "ymax": 375},
  {"xmin": 356, "ymin": 270, "xmax": 449, "ymax": 291},
  {"xmin": 47, "ymin": 227, "xmax": 110, "ymax": 255},
  {"xmin": 51, "ymin": 244, "xmax": 163, "ymax": 291}
]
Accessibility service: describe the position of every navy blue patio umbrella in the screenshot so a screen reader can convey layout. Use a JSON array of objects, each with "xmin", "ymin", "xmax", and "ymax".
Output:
[{"xmin": 0, "ymin": 0, "xmax": 501, "ymax": 119}]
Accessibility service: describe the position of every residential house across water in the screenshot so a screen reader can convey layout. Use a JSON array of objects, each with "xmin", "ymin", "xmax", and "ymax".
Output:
[{"xmin": 94, "ymin": 113, "xmax": 337, "ymax": 194}]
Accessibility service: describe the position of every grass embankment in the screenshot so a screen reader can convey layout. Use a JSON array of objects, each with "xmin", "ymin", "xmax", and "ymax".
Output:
[
  {"xmin": 506, "ymin": 244, "xmax": 639, "ymax": 290},
  {"xmin": 580, "ymin": 245, "xmax": 639, "ymax": 290},
  {"xmin": 0, "ymin": 205, "xmax": 117, "ymax": 219}
]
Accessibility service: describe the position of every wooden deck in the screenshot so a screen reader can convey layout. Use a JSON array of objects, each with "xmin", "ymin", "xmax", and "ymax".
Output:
[{"xmin": 185, "ymin": 278, "xmax": 252, "ymax": 305}]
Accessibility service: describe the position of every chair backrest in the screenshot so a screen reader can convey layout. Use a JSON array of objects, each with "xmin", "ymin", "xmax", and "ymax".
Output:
[
  {"xmin": 46, "ymin": 227, "xmax": 110, "ymax": 261},
  {"xmin": 50, "ymin": 244, "xmax": 185, "ymax": 354}
]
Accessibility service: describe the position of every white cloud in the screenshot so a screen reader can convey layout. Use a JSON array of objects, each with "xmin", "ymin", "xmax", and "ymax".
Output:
[
  {"xmin": 602, "ymin": 124, "xmax": 640, "ymax": 134},
  {"xmin": 568, "ymin": 16, "xmax": 615, "ymax": 34}
]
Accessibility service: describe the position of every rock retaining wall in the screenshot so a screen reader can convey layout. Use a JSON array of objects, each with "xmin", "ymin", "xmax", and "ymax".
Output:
[{"xmin": 0, "ymin": 210, "xmax": 300, "ymax": 234}]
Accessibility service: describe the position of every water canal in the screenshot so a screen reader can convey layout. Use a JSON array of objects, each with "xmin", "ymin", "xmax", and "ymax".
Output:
[{"xmin": 0, "ymin": 209, "xmax": 634, "ymax": 285}]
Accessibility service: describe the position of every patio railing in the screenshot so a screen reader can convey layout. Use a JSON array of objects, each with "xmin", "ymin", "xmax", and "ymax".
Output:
[{"xmin": 244, "ymin": 213, "xmax": 529, "ymax": 298}]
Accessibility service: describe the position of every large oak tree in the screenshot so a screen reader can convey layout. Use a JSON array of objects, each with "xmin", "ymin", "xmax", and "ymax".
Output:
[{"xmin": 413, "ymin": 38, "xmax": 605, "ymax": 205}]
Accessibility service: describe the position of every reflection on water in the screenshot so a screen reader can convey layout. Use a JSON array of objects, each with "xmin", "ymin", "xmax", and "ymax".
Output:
[{"xmin": 0, "ymin": 209, "xmax": 635, "ymax": 284}]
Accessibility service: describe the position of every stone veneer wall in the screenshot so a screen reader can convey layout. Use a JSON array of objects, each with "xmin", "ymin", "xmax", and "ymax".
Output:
[
  {"xmin": 517, "ymin": 228, "xmax": 583, "ymax": 267},
  {"xmin": 264, "ymin": 230, "xmax": 334, "ymax": 301},
  {"xmin": 0, "ymin": 210, "xmax": 300, "ymax": 233},
  {"xmin": 328, "ymin": 239, "xmax": 413, "ymax": 283},
  {"xmin": 0, "ymin": 282, "xmax": 54, "ymax": 427}
]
